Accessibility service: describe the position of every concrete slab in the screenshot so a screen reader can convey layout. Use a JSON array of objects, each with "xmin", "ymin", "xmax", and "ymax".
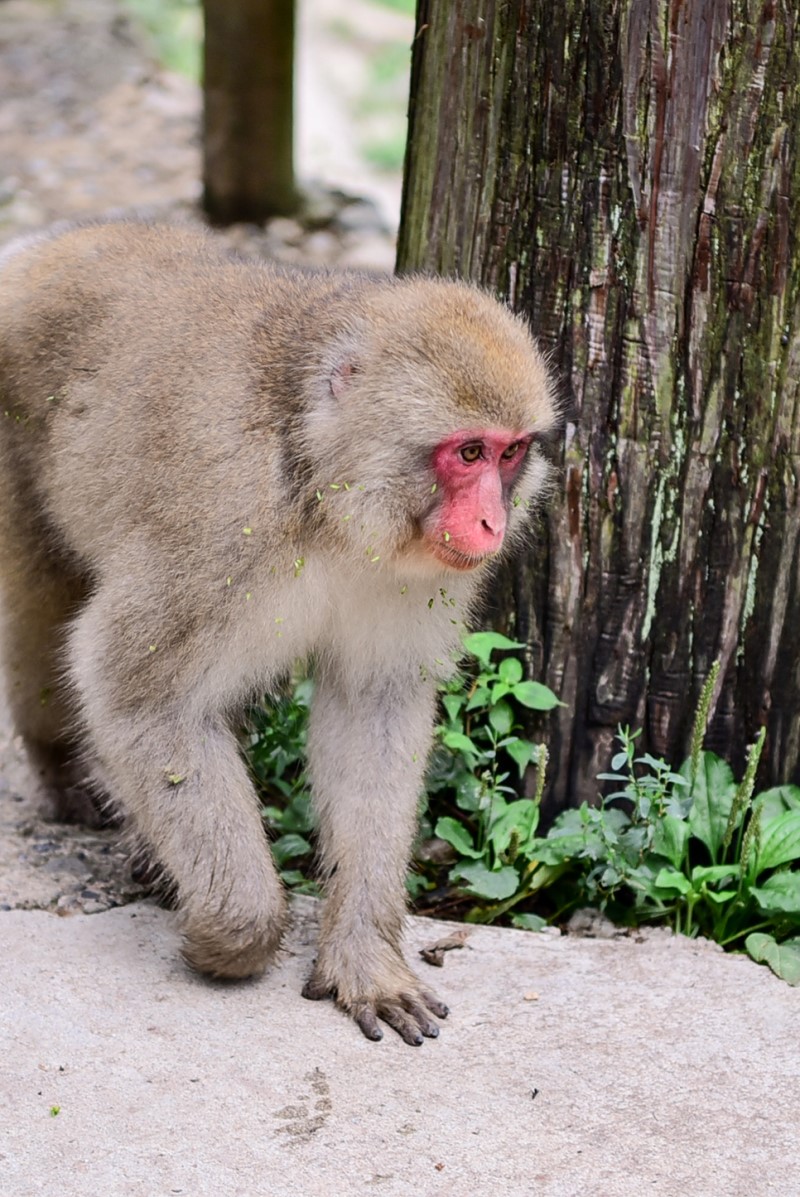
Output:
[{"xmin": 2, "ymin": 898, "xmax": 798, "ymax": 1197}]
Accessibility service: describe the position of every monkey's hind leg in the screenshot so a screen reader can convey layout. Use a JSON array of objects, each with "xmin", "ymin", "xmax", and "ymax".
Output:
[{"xmin": 0, "ymin": 507, "xmax": 97, "ymax": 823}]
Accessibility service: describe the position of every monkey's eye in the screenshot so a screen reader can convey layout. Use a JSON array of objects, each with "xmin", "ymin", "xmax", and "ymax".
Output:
[
  {"xmin": 501, "ymin": 441, "xmax": 522, "ymax": 460},
  {"xmin": 460, "ymin": 443, "xmax": 483, "ymax": 463}
]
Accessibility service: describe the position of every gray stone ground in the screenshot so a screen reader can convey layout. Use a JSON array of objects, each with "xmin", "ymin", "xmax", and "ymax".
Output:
[
  {"xmin": 1, "ymin": 3, "xmax": 800, "ymax": 1194},
  {"xmin": 3, "ymin": 866, "xmax": 799, "ymax": 1197}
]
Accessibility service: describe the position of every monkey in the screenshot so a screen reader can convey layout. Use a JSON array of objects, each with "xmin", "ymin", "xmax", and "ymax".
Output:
[{"xmin": 0, "ymin": 220, "xmax": 558, "ymax": 1045}]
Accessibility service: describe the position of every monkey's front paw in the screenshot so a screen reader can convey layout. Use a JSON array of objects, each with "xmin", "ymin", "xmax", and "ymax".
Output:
[{"xmin": 302, "ymin": 964, "xmax": 449, "ymax": 1046}]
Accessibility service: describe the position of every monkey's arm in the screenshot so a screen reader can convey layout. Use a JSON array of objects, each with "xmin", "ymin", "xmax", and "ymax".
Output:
[{"xmin": 304, "ymin": 660, "xmax": 448, "ymax": 1045}]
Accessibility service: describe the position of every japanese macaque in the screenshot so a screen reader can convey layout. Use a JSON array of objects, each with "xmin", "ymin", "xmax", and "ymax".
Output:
[{"xmin": 0, "ymin": 221, "xmax": 557, "ymax": 1044}]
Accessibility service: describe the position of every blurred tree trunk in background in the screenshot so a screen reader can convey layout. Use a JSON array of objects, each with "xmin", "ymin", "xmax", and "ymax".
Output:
[
  {"xmin": 202, "ymin": 0, "xmax": 297, "ymax": 223},
  {"xmin": 398, "ymin": 1, "xmax": 800, "ymax": 814}
]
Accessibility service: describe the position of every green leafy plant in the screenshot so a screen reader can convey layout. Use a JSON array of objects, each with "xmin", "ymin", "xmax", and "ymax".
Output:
[
  {"xmin": 247, "ymin": 637, "xmax": 562, "ymax": 915},
  {"xmin": 527, "ymin": 665, "xmax": 800, "ymax": 984},
  {"xmin": 244, "ymin": 646, "xmax": 800, "ymax": 987},
  {"xmin": 419, "ymin": 632, "xmax": 565, "ymax": 926},
  {"xmin": 245, "ymin": 678, "xmax": 319, "ymax": 895}
]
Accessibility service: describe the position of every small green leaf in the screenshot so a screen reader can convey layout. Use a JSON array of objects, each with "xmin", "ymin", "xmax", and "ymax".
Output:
[
  {"xmin": 271, "ymin": 833, "xmax": 312, "ymax": 866},
  {"xmin": 441, "ymin": 730, "xmax": 480, "ymax": 759},
  {"xmin": 465, "ymin": 684, "xmax": 492, "ymax": 711},
  {"xmin": 704, "ymin": 889, "xmax": 738, "ymax": 905},
  {"xmin": 488, "ymin": 699, "xmax": 514, "ymax": 736},
  {"xmin": 755, "ymin": 811, "xmax": 800, "ymax": 873},
  {"xmin": 434, "ymin": 816, "xmax": 482, "ymax": 859},
  {"xmin": 280, "ymin": 869, "xmax": 311, "ymax": 888},
  {"xmin": 506, "ymin": 738, "xmax": 539, "ymax": 778},
  {"xmin": 441, "ymin": 694, "xmax": 464, "ymax": 723},
  {"xmin": 498, "ymin": 657, "xmax": 524, "ymax": 684},
  {"xmin": 463, "ymin": 631, "xmax": 524, "ymax": 667},
  {"xmin": 511, "ymin": 681, "xmax": 562, "ymax": 710},
  {"xmin": 745, "ymin": 933, "xmax": 800, "ymax": 986},
  {"xmin": 452, "ymin": 861, "xmax": 520, "ymax": 900}
]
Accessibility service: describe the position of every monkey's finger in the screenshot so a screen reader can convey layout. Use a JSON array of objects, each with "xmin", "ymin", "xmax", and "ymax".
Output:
[
  {"xmin": 377, "ymin": 1001, "xmax": 426, "ymax": 1046},
  {"xmin": 401, "ymin": 998, "xmax": 441, "ymax": 1039},
  {"xmin": 419, "ymin": 989, "xmax": 450, "ymax": 1020},
  {"xmin": 353, "ymin": 1003, "xmax": 384, "ymax": 1042}
]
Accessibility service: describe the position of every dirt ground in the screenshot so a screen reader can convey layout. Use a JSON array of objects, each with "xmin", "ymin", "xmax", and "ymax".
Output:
[
  {"xmin": 0, "ymin": 0, "xmax": 401, "ymax": 912},
  {"xmin": 0, "ymin": 0, "xmax": 403, "ymax": 256}
]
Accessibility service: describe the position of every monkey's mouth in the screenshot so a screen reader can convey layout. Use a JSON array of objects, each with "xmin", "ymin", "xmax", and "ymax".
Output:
[{"xmin": 430, "ymin": 543, "xmax": 491, "ymax": 572}]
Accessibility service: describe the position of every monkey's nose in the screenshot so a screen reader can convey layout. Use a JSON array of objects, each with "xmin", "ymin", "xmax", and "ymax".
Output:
[{"xmin": 478, "ymin": 516, "xmax": 505, "ymax": 550}]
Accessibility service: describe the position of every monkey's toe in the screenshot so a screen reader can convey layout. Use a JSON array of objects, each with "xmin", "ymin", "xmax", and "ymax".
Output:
[
  {"xmin": 303, "ymin": 963, "xmax": 448, "ymax": 1045},
  {"xmin": 420, "ymin": 989, "xmax": 450, "ymax": 1020},
  {"xmin": 354, "ymin": 991, "xmax": 446, "ymax": 1045}
]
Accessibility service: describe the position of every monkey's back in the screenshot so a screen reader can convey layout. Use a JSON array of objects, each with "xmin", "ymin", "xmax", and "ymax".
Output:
[{"xmin": 0, "ymin": 222, "xmax": 351, "ymax": 572}]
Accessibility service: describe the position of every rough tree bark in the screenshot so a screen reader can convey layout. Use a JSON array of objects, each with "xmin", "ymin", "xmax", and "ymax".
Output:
[
  {"xmin": 397, "ymin": 1, "xmax": 800, "ymax": 813},
  {"xmin": 202, "ymin": 0, "xmax": 297, "ymax": 223}
]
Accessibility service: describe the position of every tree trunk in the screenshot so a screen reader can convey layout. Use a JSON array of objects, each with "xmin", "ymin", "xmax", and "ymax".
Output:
[
  {"xmin": 398, "ymin": 1, "xmax": 800, "ymax": 814},
  {"xmin": 202, "ymin": 0, "xmax": 297, "ymax": 223}
]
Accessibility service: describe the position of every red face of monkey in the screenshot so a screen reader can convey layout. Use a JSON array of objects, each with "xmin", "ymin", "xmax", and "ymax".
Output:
[{"xmin": 422, "ymin": 428, "xmax": 534, "ymax": 570}]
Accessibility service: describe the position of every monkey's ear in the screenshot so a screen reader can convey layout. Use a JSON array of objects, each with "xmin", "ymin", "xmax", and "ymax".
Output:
[{"xmin": 330, "ymin": 356, "xmax": 362, "ymax": 400}]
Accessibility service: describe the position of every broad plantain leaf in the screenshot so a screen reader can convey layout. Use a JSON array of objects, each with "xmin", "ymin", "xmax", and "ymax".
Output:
[
  {"xmin": 755, "ymin": 811, "xmax": 800, "ymax": 873},
  {"xmin": 654, "ymin": 868, "xmax": 693, "ymax": 896},
  {"xmin": 651, "ymin": 814, "xmax": 690, "ymax": 868},
  {"xmin": 488, "ymin": 799, "xmax": 539, "ymax": 856},
  {"xmin": 745, "ymin": 933, "xmax": 800, "ymax": 986},
  {"xmin": 511, "ymin": 912, "xmax": 547, "ymax": 931},
  {"xmin": 690, "ymin": 865, "xmax": 740, "ymax": 886},
  {"xmin": 452, "ymin": 861, "xmax": 520, "ymax": 900},
  {"xmin": 750, "ymin": 871, "xmax": 800, "ymax": 915},
  {"xmin": 757, "ymin": 785, "xmax": 800, "ymax": 823},
  {"xmin": 686, "ymin": 752, "xmax": 737, "ymax": 860}
]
